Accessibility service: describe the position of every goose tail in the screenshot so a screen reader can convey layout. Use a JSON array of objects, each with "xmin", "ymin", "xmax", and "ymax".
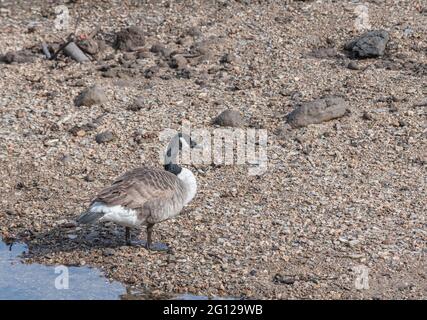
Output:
[{"xmin": 77, "ymin": 211, "xmax": 104, "ymax": 224}]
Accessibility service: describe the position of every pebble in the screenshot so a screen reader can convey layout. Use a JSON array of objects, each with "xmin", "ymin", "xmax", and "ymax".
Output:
[
  {"xmin": 114, "ymin": 26, "xmax": 145, "ymax": 51},
  {"xmin": 95, "ymin": 131, "xmax": 115, "ymax": 144},
  {"xmin": 74, "ymin": 85, "xmax": 107, "ymax": 107},
  {"xmin": 213, "ymin": 109, "xmax": 244, "ymax": 127},
  {"xmin": 347, "ymin": 61, "xmax": 361, "ymax": 70}
]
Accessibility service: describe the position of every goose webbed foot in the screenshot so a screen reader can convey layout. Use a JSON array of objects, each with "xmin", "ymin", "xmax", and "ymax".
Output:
[
  {"xmin": 144, "ymin": 242, "xmax": 169, "ymax": 252},
  {"xmin": 126, "ymin": 239, "xmax": 146, "ymax": 247}
]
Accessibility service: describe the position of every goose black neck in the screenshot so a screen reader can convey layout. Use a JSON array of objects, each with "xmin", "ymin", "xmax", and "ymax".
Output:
[{"xmin": 164, "ymin": 163, "xmax": 182, "ymax": 175}]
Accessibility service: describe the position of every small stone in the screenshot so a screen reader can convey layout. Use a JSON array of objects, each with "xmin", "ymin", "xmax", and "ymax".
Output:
[
  {"xmin": 144, "ymin": 66, "xmax": 159, "ymax": 79},
  {"xmin": 95, "ymin": 131, "xmax": 114, "ymax": 144},
  {"xmin": 103, "ymin": 248, "xmax": 115, "ymax": 256},
  {"xmin": 287, "ymin": 96, "xmax": 349, "ymax": 128},
  {"xmin": 77, "ymin": 38, "xmax": 99, "ymax": 55},
  {"xmin": 0, "ymin": 51, "xmax": 34, "ymax": 64},
  {"xmin": 219, "ymin": 53, "xmax": 235, "ymax": 64},
  {"xmin": 114, "ymin": 26, "xmax": 145, "ymax": 51},
  {"xmin": 128, "ymin": 96, "xmax": 144, "ymax": 111},
  {"xmin": 362, "ymin": 111, "xmax": 373, "ymax": 120},
  {"xmin": 187, "ymin": 26, "xmax": 202, "ymax": 38},
  {"xmin": 273, "ymin": 274, "xmax": 295, "ymax": 285},
  {"xmin": 169, "ymin": 54, "xmax": 187, "ymax": 70},
  {"xmin": 136, "ymin": 50, "xmax": 150, "ymax": 59},
  {"xmin": 347, "ymin": 61, "xmax": 361, "ymax": 70},
  {"xmin": 150, "ymin": 43, "xmax": 165, "ymax": 54},
  {"xmin": 213, "ymin": 109, "xmax": 244, "ymax": 127},
  {"xmin": 84, "ymin": 174, "xmax": 95, "ymax": 182},
  {"xmin": 310, "ymin": 47, "xmax": 337, "ymax": 59},
  {"xmin": 122, "ymin": 52, "xmax": 135, "ymax": 61},
  {"xmin": 74, "ymin": 85, "xmax": 107, "ymax": 107}
]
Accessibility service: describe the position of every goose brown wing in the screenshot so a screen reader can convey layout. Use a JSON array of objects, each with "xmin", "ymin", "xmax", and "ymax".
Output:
[{"xmin": 91, "ymin": 167, "xmax": 181, "ymax": 210}]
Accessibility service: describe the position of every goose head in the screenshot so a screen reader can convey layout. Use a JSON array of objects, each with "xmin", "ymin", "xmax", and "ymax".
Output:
[{"xmin": 164, "ymin": 133, "xmax": 199, "ymax": 205}]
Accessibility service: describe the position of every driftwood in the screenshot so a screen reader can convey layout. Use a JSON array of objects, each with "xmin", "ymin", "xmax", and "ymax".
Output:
[
  {"xmin": 63, "ymin": 41, "xmax": 89, "ymax": 62},
  {"xmin": 42, "ymin": 11, "xmax": 90, "ymax": 63}
]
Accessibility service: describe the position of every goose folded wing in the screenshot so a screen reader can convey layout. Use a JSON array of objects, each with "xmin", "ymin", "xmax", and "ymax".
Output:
[{"xmin": 92, "ymin": 168, "xmax": 179, "ymax": 209}]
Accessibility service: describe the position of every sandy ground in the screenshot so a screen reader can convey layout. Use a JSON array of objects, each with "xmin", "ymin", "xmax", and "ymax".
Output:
[{"xmin": 0, "ymin": 0, "xmax": 426, "ymax": 299}]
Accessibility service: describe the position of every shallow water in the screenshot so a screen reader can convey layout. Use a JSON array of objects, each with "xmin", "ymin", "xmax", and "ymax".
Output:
[
  {"xmin": 0, "ymin": 238, "xmax": 125, "ymax": 299},
  {"xmin": 0, "ymin": 238, "xmax": 235, "ymax": 300}
]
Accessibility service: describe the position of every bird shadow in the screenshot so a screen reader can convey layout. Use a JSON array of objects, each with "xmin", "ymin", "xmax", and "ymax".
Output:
[{"xmin": 20, "ymin": 223, "xmax": 146, "ymax": 259}]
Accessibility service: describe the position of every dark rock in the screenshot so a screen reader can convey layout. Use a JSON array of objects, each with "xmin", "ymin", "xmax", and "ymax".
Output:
[
  {"xmin": 128, "ymin": 96, "xmax": 144, "ymax": 111},
  {"xmin": 114, "ymin": 26, "xmax": 145, "ymax": 51},
  {"xmin": 287, "ymin": 96, "xmax": 348, "ymax": 128},
  {"xmin": 150, "ymin": 43, "xmax": 165, "ymax": 54},
  {"xmin": 347, "ymin": 60, "xmax": 361, "ymax": 70},
  {"xmin": 0, "ymin": 51, "xmax": 34, "ymax": 64},
  {"xmin": 344, "ymin": 30, "xmax": 390, "ymax": 58},
  {"xmin": 186, "ymin": 26, "xmax": 202, "ymax": 38},
  {"xmin": 95, "ymin": 131, "xmax": 114, "ymax": 144},
  {"xmin": 309, "ymin": 47, "xmax": 337, "ymax": 59},
  {"xmin": 150, "ymin": 43, "xmax": 171, "ymax": 57},
  {"xmin": 97, "ymin": 40, "xmax": 107, "ymax": 52},
  {"xmin": 74, "ymin": 85, "xmax": 107, "ymax": 106},
  {"xmin": 168, "ymin": 54, "xmax": 187, "ymax": 69},
  {"xmin": 273, "ymin": 274, "xmax": 295, "ymax": 285},
  {"xmin": 122, "ymin": 52, "xmax": 135, "ymax": 61},
  {"xmin": 77, "ymin": 38, "xmax": 99, "ymax": 55},
  {"xmin": 102, "ymin": 68, "xmax": 118, "ymax": 78},
  {"xmin": 190, "ymin": 41, "xmax": 210, "ymax": 56},
  {"xmin": 144, "ymin": 66, "xmax": 159, "ymax": 79},
  {"xmin": 362, "ymin": 111, "xmax": 373, "ymax": 120},
  {"xmin": 102, "ymin": 248, "xmax": 115, "ymax": 256},
  {"xmin": 136, "ymin": 50, "xmax": 150, "ymax": 59},
  {"xmin": 213, "ymin": 109, "xmax": 244, "ymax": 127},
  {"xmin": 176, "ymin": 67, "xmax": 191, "ymax": 79},
  {"xmin": 84, "ymin": 174, "xmax": 95, "ymax": 182},
  {"xmin": 219, "ymin": 53, "xmax": 235, "ymax": 64},
  {"xmin": 103, "ymin": 53, "xmax": 115, "ymax": 61}
]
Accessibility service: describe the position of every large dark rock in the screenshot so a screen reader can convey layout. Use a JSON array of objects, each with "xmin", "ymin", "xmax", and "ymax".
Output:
[
  {"xmin": 114, "ymin": 26, "xmax": 145, "ymax": 51},
  {"xmin": 344, "ymin": 30, "xmax": 390, "ymax": 58},
  {"xmin": 287, "ymin": 96, "xmax": 348, "ymax": 128}
]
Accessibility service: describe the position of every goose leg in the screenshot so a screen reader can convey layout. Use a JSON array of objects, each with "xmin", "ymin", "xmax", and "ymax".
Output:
[
  {"xmin": 125, "ymin": 227, "xmax": 131, "ymax": 245},
  {"xmin": 145, "ymin": 223, "xmax": 153, "ymax": 249},
  {"xmin": 125, "ymin": 227, "xmax": 144, "ymax": 246},
  {"xmin": 145, "ymin": 223, "xmax": 169, "ymax": 251}
]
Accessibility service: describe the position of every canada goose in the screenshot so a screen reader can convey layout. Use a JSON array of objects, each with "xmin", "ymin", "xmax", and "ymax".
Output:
[{"xmin": 77, "ymin": 133, "xmax": 199, "ymax": 251}]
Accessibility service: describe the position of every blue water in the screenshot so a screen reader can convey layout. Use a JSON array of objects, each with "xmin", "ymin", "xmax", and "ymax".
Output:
[
  {"xmin": 0, "ymin": 238, "xmax": 125, "ymax": 300},
  {"xmin": 0, "ymin": 238, "xmax": 236, "ymax": 300}
]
